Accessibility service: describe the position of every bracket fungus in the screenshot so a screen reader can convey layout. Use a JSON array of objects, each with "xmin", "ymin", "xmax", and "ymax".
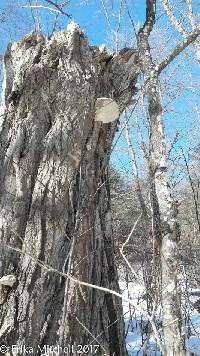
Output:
[{"xmin": 94, "ymin": 97, "xmax": 119, "ymax": 123}]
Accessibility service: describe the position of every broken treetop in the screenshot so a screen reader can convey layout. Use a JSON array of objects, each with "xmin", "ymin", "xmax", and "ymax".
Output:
[{"xmin": 2, "ymin": 21, "xmax": 139, "ymax": 116}]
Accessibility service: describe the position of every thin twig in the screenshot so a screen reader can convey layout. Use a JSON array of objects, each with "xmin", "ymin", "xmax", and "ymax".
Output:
[
  {"xmin": 157, "ymin": 26, "xmax": 200, "ymax": 73},
  {"xmin": 76, "ymin": 317, "xmax": 108, "ymax": 354},
  {"xmin": 147, "ymin": 301, "xmax": 166, "ymax": 355},
  {"xmin": 181, "ymin": 147, "xmax": 200, "ymax": 235},
  {"xmin": 3, "ymin": 240, "xmax": 136, "ymax": 307},
  {"xmin": 120, "ymin": 213, "xmax": 142, "ymax": 280},
  {"xmin": 43, "ymin": 0, "xmax": 71, "ymax": 17},
  {"xmin": 22, "ymin": 5, "xmax": 62, "ymax": 14}
]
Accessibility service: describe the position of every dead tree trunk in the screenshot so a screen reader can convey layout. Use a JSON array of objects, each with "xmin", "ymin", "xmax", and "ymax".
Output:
[{"xmin": 0, "ymin": 25, "xmax": 139, "ymax": 355}]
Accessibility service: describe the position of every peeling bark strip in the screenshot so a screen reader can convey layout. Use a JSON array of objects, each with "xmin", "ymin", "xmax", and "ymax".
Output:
[{"xmin": 0, "ymin": 24, "xmax": 139, "ymax": 354}]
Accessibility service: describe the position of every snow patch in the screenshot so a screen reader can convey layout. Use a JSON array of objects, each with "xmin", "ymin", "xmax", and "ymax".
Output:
[
  {"xmin": 121, "ymin": 276, "xmax": 200, "ymax": 355},
  {"xmin": 67, "ymin": 21, "xmax": 81, "ymax": 33},
  {"xmin": 99, "ymin": 44, "xmax": 106, "ymax": 52}
]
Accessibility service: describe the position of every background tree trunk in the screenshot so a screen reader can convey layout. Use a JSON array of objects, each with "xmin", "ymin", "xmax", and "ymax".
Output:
[
  {"xmin": 0, "ymin": 25, "xmax": 139, "ymax": 355},
  {"xmin": 147, "ymin": 73, "xmax": 183, "ymax": 356},
  {"xmin": 138, "ymin": 1, "xmax": 183, "ymax": 354}
]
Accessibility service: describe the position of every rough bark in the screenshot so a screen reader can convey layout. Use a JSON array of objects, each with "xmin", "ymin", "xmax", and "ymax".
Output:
[
  {"xmin": 138, "ymin": 1, "xmax": 183, "ymax": 355},
  {"xmin": 0, "ymin": 25, "xmax": 139, "ymax": 355}
]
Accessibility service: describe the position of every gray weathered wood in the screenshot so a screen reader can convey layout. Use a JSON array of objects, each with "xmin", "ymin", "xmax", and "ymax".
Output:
[{"xmin": 0, "ymin": 24, "xmax": 139, "ymax": 355}]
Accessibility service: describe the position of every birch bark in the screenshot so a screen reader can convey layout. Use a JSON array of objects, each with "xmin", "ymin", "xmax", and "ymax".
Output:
[{"xmin": 138, "ymin": 1, "xmax": 183, "ymax": 354}]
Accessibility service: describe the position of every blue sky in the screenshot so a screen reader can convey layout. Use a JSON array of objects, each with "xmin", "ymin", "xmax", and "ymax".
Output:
[{"xmin": 0, "ymin": 0, "xmax": 146, "ymax": 51}]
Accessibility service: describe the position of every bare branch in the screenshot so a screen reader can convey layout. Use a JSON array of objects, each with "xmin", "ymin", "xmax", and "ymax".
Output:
[
  {"xmin": 4, "ymin": 239, "xmax": 136, "ymax": 307},
  {"xmin": 76, "ymin": 317, "xmax": 108, "ymax": 355},
  {"xmin": 181, "ymin": 147, "xmax": 200, "ymax": 235},
  {"xmin": 99, "ymin": 0, "xmax": 113, "ymax": 36},
  {"xmin": 22, "ymin": 4, "xmax": 62, "ymax": 14},
  {"xmin": 186, "ymin": 0, "xmax": 196, "ymax": 30},
  {"xmin": 138, "ymin": 0, "xmax": 156, "ymax": 38},
  {"xmin": 124, "ymin": 110, "xmax": 149, "ymax": 220},
  {"xmin": 147, "ymin": 302, "xmax": 167, "ymax": 355},
  {"xmin": 120, "ymin": 213, "xmax": 142, "ymax": 280},
  {"xmin": 160, "ymin": 0, "xmax": 200, "ymax": 63},
  {"xmin": 43, "ymin": 0, "xmax": 71, "ymax": 17},
  {"xmin": 157, "ymin": 26, "xmax": 200, "ymax": 73},
  {"xmin": 160, "ymin": 0, "xmax": 186, "ymax": 36}
]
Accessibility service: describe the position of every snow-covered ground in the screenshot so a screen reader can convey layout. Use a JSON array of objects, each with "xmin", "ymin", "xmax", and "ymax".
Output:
[
  {"xmin": 187, "ymin": 309, "xmax": 200, "ymax": 355},
  {"xmin": 120, "ymin": 274, "xmax": 200, "ymax": 355}
]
